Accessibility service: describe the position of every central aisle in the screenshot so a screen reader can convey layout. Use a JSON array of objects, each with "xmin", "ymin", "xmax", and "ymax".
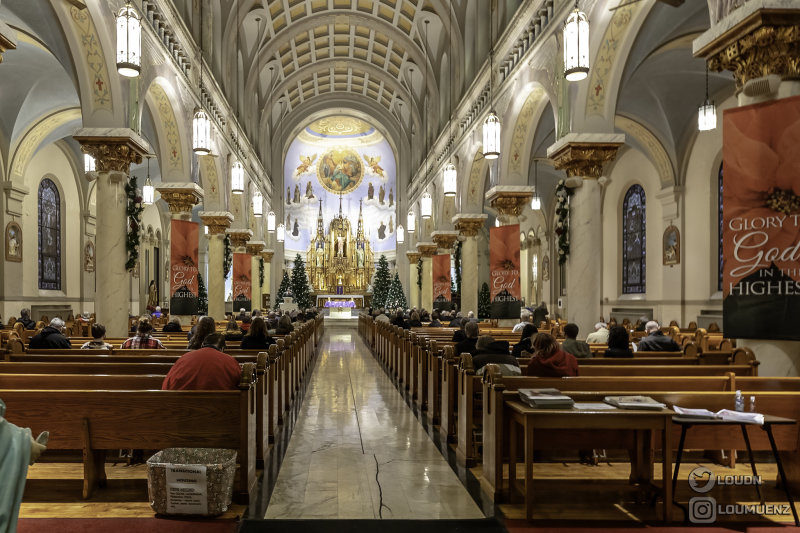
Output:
[{"xmin": 265, "ymin": 328, "xmax": 484, "ymax": 519}]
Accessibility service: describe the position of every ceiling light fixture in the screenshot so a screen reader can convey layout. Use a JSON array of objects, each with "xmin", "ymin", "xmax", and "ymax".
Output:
[
  {"xmin": 698, "ymin": 64, "xmax": 717, "ymax": 131},
  {"xmin": 142, "ymin": 155, "xmax": 154, "ymax": 205},
  {"xmin": 483, "ymin": 2, "xmax": 500, "ymax": 159},
  {"xmin": 115, "ymin": 2, "xmax": 141, "ymax": 77},
  {"xmin": 564, "ymin": 0, "xmax": 590, "ymax": 82}
]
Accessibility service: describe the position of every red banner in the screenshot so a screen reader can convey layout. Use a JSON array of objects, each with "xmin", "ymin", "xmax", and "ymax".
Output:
[
  {"xmin": 432, "ymin": 254, "xmax": 451, "ymax": 310},
  {"xmin": 723, "ymin": 94, "xmax": 800, "ymax": 339},
  {"xmin": 232, "ymin": 253, "xmax": 252, "ymax": 311},
  {"xmin": 169, "ymin": 220, "xmax": 199, "ymax": 315},
  {"xmin": 490, "ymin": 224, "xmax": 521, "ymax": 319}
]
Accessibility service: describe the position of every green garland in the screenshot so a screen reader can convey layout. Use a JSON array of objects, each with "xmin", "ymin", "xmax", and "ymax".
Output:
[
  {"xmin": 125, "ymin": 175, "xmax": 144, "ymax": 271},
  {"xmin": 453, "ymin": 240, "xmax": 462, "ymax": 297},
  {"xmin": 259, "ymin": 257, "xmax": 264, "ymax": 287},
  {"xmin": 223, "ymin": 234, "xmax": 232, "ymax": 278},
  {"xmin": 554, "ymin": 180, "xmax": 572, "ymax": 264},
  {"xmin": 416, "ymin": 258, "xmax": 423, "ymax": 290}
]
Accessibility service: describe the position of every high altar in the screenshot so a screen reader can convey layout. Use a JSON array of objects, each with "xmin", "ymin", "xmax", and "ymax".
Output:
[{"xmin": 306, "ymin": 197, "xmax": 374, "ymax": 294}]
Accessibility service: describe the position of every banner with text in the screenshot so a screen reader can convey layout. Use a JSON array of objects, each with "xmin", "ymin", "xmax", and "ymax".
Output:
[
  {"xmin": 723, "ymin": 94, "xmax": 800, "ymax": 339},
  {"xmin": 169, "ymin": 220, "xmax": 199, "ymax": 315},
  {"xmin": 490, "ymin": 224, "xmax": 522, "ymax": 319},
  {"xmin": 432, "ymin": 254, "xmax": 452, "ymax": 311},
  {"xmin": 232, "ymin": 253, "xmax": 252, "ymax": 312}
]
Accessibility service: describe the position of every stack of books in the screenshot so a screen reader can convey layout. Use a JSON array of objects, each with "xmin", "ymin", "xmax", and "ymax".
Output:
[
  {"xmin": 603, "ymin": 396, "xmax": 667, "ymax": 410},
  {"xmin": 518, "ymin": 388, "xmax": 575, "ymax": 409}
]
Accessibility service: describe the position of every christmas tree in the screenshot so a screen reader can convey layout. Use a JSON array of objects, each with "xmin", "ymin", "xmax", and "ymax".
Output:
[
  {"xmin": 291, "ymin": 254, "xmax": 312, "ymax": 309},
  {"xmin": 385, "ymin": 272, "xmax": 407, "ymax": 310},
  {"xmin": 478, "ymin": 282, "xmax": 491, "ymax": 319},
  {"xmin": 371, "ymin": 254, "xmax": 391, "ymax": 308},
  {"xmin": 275, "ymin": 271, "xmax": 291, "ymax": 309},
  {"xmin": 197, "ymin": 273, "xmax": 208, "ymax": 315}
]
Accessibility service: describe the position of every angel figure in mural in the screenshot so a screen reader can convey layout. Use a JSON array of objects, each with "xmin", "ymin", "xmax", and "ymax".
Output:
[
  {"xmin": 305, "ymin": 181, "xmax": 315, "ymax": 199},
  {"xmin": 296, "ymin": 154, "xmax": 316, "ymax": 176},
  {"xmin": 377, "ymin": 221, "xmax": 386, "ymax": 240},
  {"xmin": 363, "ymin": 154, "xmax": 385, "ymax": 178},
  {"xmin": 286, "ymin": 186, "xmax": 291, "ymax": 204},
  {"xmin": 388, "ymin": 188, "xmax": 393, "ymax": 207},
  {"xmin": 367, "ymin": 182, "xmax": 374, "ymax": 200},
  {"xmin": 378, "ymin": 185, "xmax": 385, "ymax": 205},
  {"xmin": 389, "ymin": 216, "xmax": 393, "ymax": 233},
  {"xmin": 293, "ymin": 184, "xmax": 301, "ymax": 204},
  {"xmin": 286, "ymin": 213, "xmax": 291, "ymax": 228},
  {"xmin": 292, "ymin": 220, "xmax": 299, "ymax": 237}
]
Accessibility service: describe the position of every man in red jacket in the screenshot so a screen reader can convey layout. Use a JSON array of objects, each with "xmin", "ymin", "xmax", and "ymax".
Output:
[{"xmin": 162, "ymin": 333, "xmax": 241, "ymax": 390}]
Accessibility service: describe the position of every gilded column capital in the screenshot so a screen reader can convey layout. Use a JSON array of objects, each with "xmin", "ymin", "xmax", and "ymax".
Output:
[
  {"xmin": 406, "ymin": 251, "xmax": 421, "ymax": 264},
  {"xmin": 261, "ymin": 250, "xmax": 275, "ymax": 263},
  {"xmin": 199, "ymin": 211, "xmax": 234, "ymax": 235},
  {"xmin": 694, "ymin": 9, "xmax": 800, "ymax": 91},
  {"xmin": 156, "ymin": 183, "xmax": 204, "ymax": 215},
  {"xmin": 0, "ymin": 19, "xmax": 17, "ymax": 64},
  {"xmin": 547, "ymin": 133, "xmax": 625, "ymax": 179},
  {"xmin": 226, "ymin": 228, "xmax": 253, "ymax": 249},
  {"xmin": 246, "ymin": 241, "xmax": 265, "ymax": 256},
  {"xmin": 431, "ymin": 230, "xmax": 460, "ymax": 252},
  {"xmin": 416, "ymin": 242, "xmax": 438, "ymax": 258},
  {"xmin": 452, "ymin": 213, "xmax": 488, "ymax": 237},
  {"xmin": 74, "ymin": 128, "xmax": 150, "ymax": 174},
  {"xmin": 484, "ymin": 186, "xmax": 534, "ymax": 218}
]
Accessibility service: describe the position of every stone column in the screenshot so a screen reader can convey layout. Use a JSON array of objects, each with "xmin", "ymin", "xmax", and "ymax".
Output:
[
  {"xmin": 75, "ymin": 130, "xmax": 148, "ymax": 337},
  {"xmin": 520, "ymin": 240, "xmax": 530, "ymax": 308},
  {"xmin": 453, "ymin": 214, "xmax": 487, "ymax": 317},
  {"xmin": 406, "ymin": 251, "xmax": 421, "ymax": 309},
  {"xmin": 484, "ymin": 186, "xmax": 534, "ymax": 226},
  {"xmin": 416, "ymin": 242, "xmax": 438, "ymax": 311},
  {"xmin": 548, "ymin": 134, "xmax": 623, "ymax": 335},
  {"xmin": 262, "ymin": 250, "xmax": 274, "ymax": 309},
  {"xmin": 199, "ymin": 211, "xmax": 233, "ymax": 321},
  {"xmin": 226, "ymin": 229, "xmax": 253, "ymax": 312},
  {"xmin": 247, "ymin": 241, "xmax": 265, "ymax": 310},
  {"xmin": 431, "ymin": 230, "xmax": 459, "ymax": 310}
]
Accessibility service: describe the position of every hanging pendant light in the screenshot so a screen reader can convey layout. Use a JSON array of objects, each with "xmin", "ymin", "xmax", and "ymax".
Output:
[
  {"xmin": 407, "ymin": 210, "xmax": 416, "ymax": 233},
  {"xmin": 530, "ymin": 160, "xmax": 541, "ymax": 210},
  {"xmin": 421, "ymin": 192, "xmax": 432, "ymax": 219},
  {"xmin": 563, "ymin": 1, "xmax": 589, "ymax": 82},
  {"xmin": 276, "ymin": 223, "xmax": 285, "ymax": 243},
  {"xmin": 397, "ymin": 224, "xmax": 405, "ymax": 244},
  {"xmin": 231, "ymin": 160, "xmax": 244, "ymax": 194},
  {"xmin": 442, "ymin": 5, "xmax": 458, "ymax": 197},
  {"xmin": 193, "ymin": 109, "xmax": 212, "ymax": 154},
  {"xmin": 252, "ymin": 189, "xmax": 263, "ymax": 217},
  {"xmin": 267, "ymin": 211, "xmax": 276, "ymax": 232},
  {"xmin": 483, "ymin": 112, "xmax": 501, "ymax": 160},
  {"xmin": 698, "ymin": 65, "xmax": 717, "ymax": 131},
  {"xmin": 142, "ymin": 156, "xmax": 154, "ymax": 205},
  {"xmin": 115, "ymin": 3, "xmax": 141, "ymax": 77},
  {"xmin": 204, "ymin": 225, "xmax": 209, "ymax": 235},
  {"xmin": 84, "ymin": 154, "xmax": 96, "ymax": 173},
  {"xmin": 442, "ymin": 162, "xmax": 457, "ymax": 196}
]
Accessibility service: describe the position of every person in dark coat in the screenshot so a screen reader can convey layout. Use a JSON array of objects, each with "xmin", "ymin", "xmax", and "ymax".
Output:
[
  {"xmin": 224, "ymin": 318, "xmax": 243, "ymax": 342},
  {"xmin": 276, "ymin": 314, "xmax": 294, "ymax": 336},
  {"xmin": 637, "ymin": 321, "xmax": 681, "ymax": 352},
  {"xmin": 29, "ymin": 318, "xmax": 71, "ymax": 349},
  {"xmin": 531, "ymin": 302, "xmax": 549, "ymax": 327},
  {"xmin": 448, "ymin": 312, "xmax": 463, "ymax": 327},
  {"xmin": 16, "ymin": 308, "xmax": 36, "ymax": 330},
  {"xmin": 406, "ymin": 311, "xmax": 422, "ymax": 328},
  {"xmin": 455, "ymin": 321, "xmax": 480, "ymax": 357},
  {"xmin": 604, "ymin": 326, "xmax": 634, "ymax": 358},
  {"xmin": 391, "ymin": 311, "xmax": 406, "ymax": 329},
  {"xmin": 472, "ymin": 335, "xmax": 519, "ymax": 375},
  {"xmin": 162, "ymin": 317, "xmax": 182, "ymax": 332},
  {"xmin": 428, "ymin": 311, "xmax": 442, "ymax": 327},
  {"xmin": 524, "ymin": 333, "xmax": 578, "ymax": 377},
  {"xmin": 512, "ymin": 324, "xmax": 538, "ymax": 358},
  {"xmin": 451, "ymin": 318, "xmax": 469, "ymax": 342},
  {"xmin": 240, "ymin": 317, "xmax": 275, "ymax": 350}
]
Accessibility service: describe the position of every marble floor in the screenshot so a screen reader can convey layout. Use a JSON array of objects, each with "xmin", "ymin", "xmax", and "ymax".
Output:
[{"xmin": 265, "ymin": 329, "xmax": 485, "ymax": 519}]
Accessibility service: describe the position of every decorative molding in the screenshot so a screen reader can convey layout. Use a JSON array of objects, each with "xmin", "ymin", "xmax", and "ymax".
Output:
[
  {"xmin": 69, "ymin": 6, "xmax": 111, "ymax": 111},
  {"xmin": 246, "ymin": 241, "xmax": 265, "ymax": 256},
  {"xmin": 0, "ymin": 18, "xmax": 17, "ymax": 64},
  {"xmin": 615, "ymin": 116, "xmax": 675, "ymax": 187},
  {"xmin": 199, "ymin": 211, "xmax": 234, "ymax": 235},
  {"xmin": 547, "ymin": 134, "xmax": 625, "ymax": 179},
  {"xmin": 155, "ymin": 183, "xmax": 204, "ymax": 214},
  {"xmin": 452, "ymin": 213, "xmax": 488, "ymax": 237},
  {"xmin": 406, "ymin": 251, "xmax": 421, "ymax": 264},
  {"xmin": 261, "ymin": 250, "xmax": 275, "ymax": 263},
  {"xmin": 11, "ymin": 108, "xmax": 82, "ymax": 179},
  {"xmin": 430, "ymin": 230, "xmax": 460, "ymax": 252},
  {"xmin": 226, "ymin": 228, "xmax": 253, "ymax": 250},
  {"xmin": 508, "ymin": 88, "xmax": 545, "ymax": 175},
  {"xmin": 74, "ymin": 128, "xmax": 150, "ymax": 173},
  {"xmin": 149, "ymin": 83, "xmax": 184, "ymax": 172},
  {"xmin": 485, "ymin": 186, "xmax": 534, "ymax": 218},
  {"xmin": 415, "ymin": 242, "xmax": 438, "ymax": 258},
  {"xmin": 2, "ymin": 182, "xmax": 29, "ymax": 217}
]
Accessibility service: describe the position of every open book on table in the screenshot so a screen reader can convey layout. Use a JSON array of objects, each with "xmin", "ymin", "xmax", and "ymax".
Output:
[{"xmin": 672, "ymin": 406, "xmax": 765, "ymax": 424}]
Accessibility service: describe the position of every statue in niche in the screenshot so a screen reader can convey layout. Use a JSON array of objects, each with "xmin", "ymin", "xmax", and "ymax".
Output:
[
  {"xmin": 542, "ymin": 255, "xmax": 550, "ymax": 282},
  {"xmin": 293, "ymin": 184, "xmax": 301, "ymax": 204},
  {"xmin": 367, "ymin": 182, "xmax": 374, "ymax": 200},
  {"xmin": 377, "ymin": 220, "xmax": 386, "ymax": 240},
  {"xmin": 388, "ymin": 188, "xmax": 393, "ymax": 207},
  {"xmin": 357, "ymin": 246, "xmax": 364, "ymax": 268},
  {"xmin": 292, "ymin": 220, "xmax": 299, "ymax": 237},
  {"xmin": 336, "ymin": 235, "xmax": 345, "ymax": 257},
  {"xmin": 305, "ymin": 181, "xmax": 315, "ymax": 199},
  {"xmin": 84, "ymin": 240, "xmax": 95, "ymax": 272},
  {"xmin": 286, "ymin": 187, "xmax": 291, "ymax": 204},
  {"xmin": 5, "ymin": 222, "xmax": 21, "ymax": 262},
  {"xmin": 316, "ymin": 248, "xmax": 323, "ymax": 267},
  {"xmin": 389, "ymin": 216, "xmax": 393, "ymax": 233},
  {"xmin": 378, "ymin": 185, "xmax": 385, "ymax": 205},
  {"xmin": 147, "ymin": 280, "xmax": 158, "ymax": 308}
]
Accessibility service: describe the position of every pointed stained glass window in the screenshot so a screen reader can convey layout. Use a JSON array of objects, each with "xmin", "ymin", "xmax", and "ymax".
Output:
[
  {"xmin": 38, "ymin": 178, "xmax": 61, "ymax": 290},
  {"xmin": 622, "ymin": 184, "xmax": 646, "ymax": 294}
]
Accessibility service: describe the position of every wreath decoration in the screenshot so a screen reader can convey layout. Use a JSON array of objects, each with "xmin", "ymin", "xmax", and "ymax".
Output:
[
  {"xmin": 223, "ymin": 234, "xmax": 233, "ymax": 278},
  {"xmin": 125, "ymin": 175, "xmax": 144, "ymax": 271},
  {"xmin": 554, "ymin": 179, "xmax": 572, "ymax": 264}
]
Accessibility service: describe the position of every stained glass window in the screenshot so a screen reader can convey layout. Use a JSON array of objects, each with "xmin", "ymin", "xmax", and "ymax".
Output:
[
  {"xmin": 718, "ymin": 163, "xmax": 723, "ymax": 292},
  {"xmin": 622, "ymin": 184, "xmax": 646, "ymax": 294},
  {"xmin": 38, "ymin": 178, "xmax": 61, "ymax": 290}
]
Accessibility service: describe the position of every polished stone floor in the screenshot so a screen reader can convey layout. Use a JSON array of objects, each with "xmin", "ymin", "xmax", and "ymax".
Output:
[{"xmin": 265, "ymin": 329, "xmax": 485, "ymax": 519}]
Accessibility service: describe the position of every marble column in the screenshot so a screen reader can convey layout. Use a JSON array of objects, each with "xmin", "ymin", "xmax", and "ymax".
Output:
[
  {"xmin": 199, "ymin": 211, "xmax": 233, "ymax": 321},
  {"xmin": 226, "ymin": 229, "xmax": 253, "ymax": 311},
  {"xmin": 453, "ymin": 214, "xmax": 487, "ymax": 318},
  {"xmin": 262, "ymin": 250, "xmax": 274, "ymax": 309},
  {"xmin": 247, "ymin": 242, "xmax": 265, "ymax": 310},
  {"xmin": 75, "ymin": 129, "xmax": 148, "ymax": 337},
  {"xmin": 520, "ymin": 242, "xmax": 530, "ymax": 308},
  {"xmin": 416, "ymin": 242, "xmax": 438, "ymax": 311},
  {"xmin": 548, "ymin": 134, "xmax": 623, "ymax": 336},
  {"xmin": 431, "ymin": 230, "xmax": 459, "ymax": 309},
  {"xmin": 406, "ymin": 251, "xmax": 420, "ymax": 309}
]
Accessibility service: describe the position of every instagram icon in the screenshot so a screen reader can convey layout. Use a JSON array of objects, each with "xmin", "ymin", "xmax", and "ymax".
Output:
[{"xmin": 689, "ymin": 496, "xmax": 717, "ymax": 523}]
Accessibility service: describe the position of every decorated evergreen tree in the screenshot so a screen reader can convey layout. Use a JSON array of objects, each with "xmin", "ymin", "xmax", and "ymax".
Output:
[
  {"xmin": 197, "ymin": 273, "xmax": 208, "ymax": 315},
  {"xmin": 385, "ymin": 273, "xmax": 407, "ymax": 310},
  {"xmin": 371, "ymin": 255, "xmax": 391, "ymax": 308},
  {"xmin": 291, "ymin": 254, "xmax": 312, "ymax": 309},
  {"xmin": 275, "ymin": 271, "xmax": 291, "ymax": 309},
  {"xmin": 478, "ymin": 282, "xmax": 491, "ymax": 319}
]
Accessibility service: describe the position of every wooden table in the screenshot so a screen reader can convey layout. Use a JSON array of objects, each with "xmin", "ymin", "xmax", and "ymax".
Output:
[{"xmin": 506, "ymin": 400, "xmax": 674, "ymax": 521}]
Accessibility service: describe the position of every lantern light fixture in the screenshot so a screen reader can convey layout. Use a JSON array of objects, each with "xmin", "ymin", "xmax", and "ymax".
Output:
[
  {"xmin": 482, "ymin": 112, "xmax": 501, "ymax": 160},
  {"xmin": 192, "ymin": 109, "xmax": 212, "ymax": 154},
  {"xmin": 142, "ymin": 156, "xmax": 154, "ymax": 206},
  {"xmin": 407, "ymin": 210, "xmax": 416, "ymax": 233},
  {"xmin": 267, "ymin": 211, "xmax": 276, "ymax": 232},
  {"xmin": 421, "ymin": 192, "xmax": 432, "ymax": 219},
  {"xmin": 115, "ymin": 3, "xmax": 141, "ymax": 77},
  {"xmin": 231, "ymin": 160, "xmax": 244, "ymax": 194},
  {"xmin": 252, "ymin": 189, "xmax": 263, "ymax": 217},
  {"xmin": 84, "ymin": 154, "xmax": 96, "ymax": 173},
  {"xmin": 204, "ymin": 225, "xmax": 209, "ymax": 235},
  {"xmin": 698, "ymin": 65, "xmax": 717, "ymax": 131},
  {"xmin": 397, "ymin": 224, "xmax": 405, "ymax": 244},
  {"xmin": 530, "ymin": 160, "xmax": 541, "ymax": 210},
  {"xmin": 276, "ymin": 223, "xmax": 285, "ymax": 243},
  {"xmin": 442, "ymin": 162, "xmax": 457, "ymax": 196},
  {"xmin": 563, "ymin": 2, "xmax": 590, "ymax": 82}
]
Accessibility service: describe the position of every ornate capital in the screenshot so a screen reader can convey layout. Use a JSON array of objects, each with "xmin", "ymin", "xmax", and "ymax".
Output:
[
  {"xmin": 416, "ymin": 242, "xmax": 438, "ymax": 258},
  {"xmin": 226, "ymin": 228, "xmax": 253, "ymax": 249},
  {"xmin": 74, "ymin": 129, "xmax": 150, "ymax": 174},
  {"xmin": 156, "ymin": 183, "xmax": 204, "ymax": 215},
  {"xmin": 484, "ymin": 186, "xmax": 534, "ymax": 217},
  {"xmin": 261, "ymin": 250, "xmax": 274, "ymax": 263},
  {"xmin": 406, "ymin": 251, "xmax": 421, "ymax": 264},
  {"xmin": 246, "ymin": 241, "xmax": 265, "ymax": 256},
  {"xmin": 0, "ymin": 20, "xmax": 17, "ymax": 64},
  {"xmin": 452, "ymin": 213, "xmax": 488, "ymax": 237},
  {"xmin": 431, "ymin": 230, "xmax": 460, "ymax": 251},
  {"xmin": 549, "ymin": 140, "xmax": 623, "ymax": 179},
  {"xmin": 695, "ymin": 9, "xmax": 800, "ymax": 91},
  {"xmin": 199, "ymin": 211, "xmax": 234, "ymax": 235}
]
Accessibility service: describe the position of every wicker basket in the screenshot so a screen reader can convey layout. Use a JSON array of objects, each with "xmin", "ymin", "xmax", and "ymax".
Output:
[{"xmin": 146, "ymin": 448, "xmax": 237, "ymax": 516}]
